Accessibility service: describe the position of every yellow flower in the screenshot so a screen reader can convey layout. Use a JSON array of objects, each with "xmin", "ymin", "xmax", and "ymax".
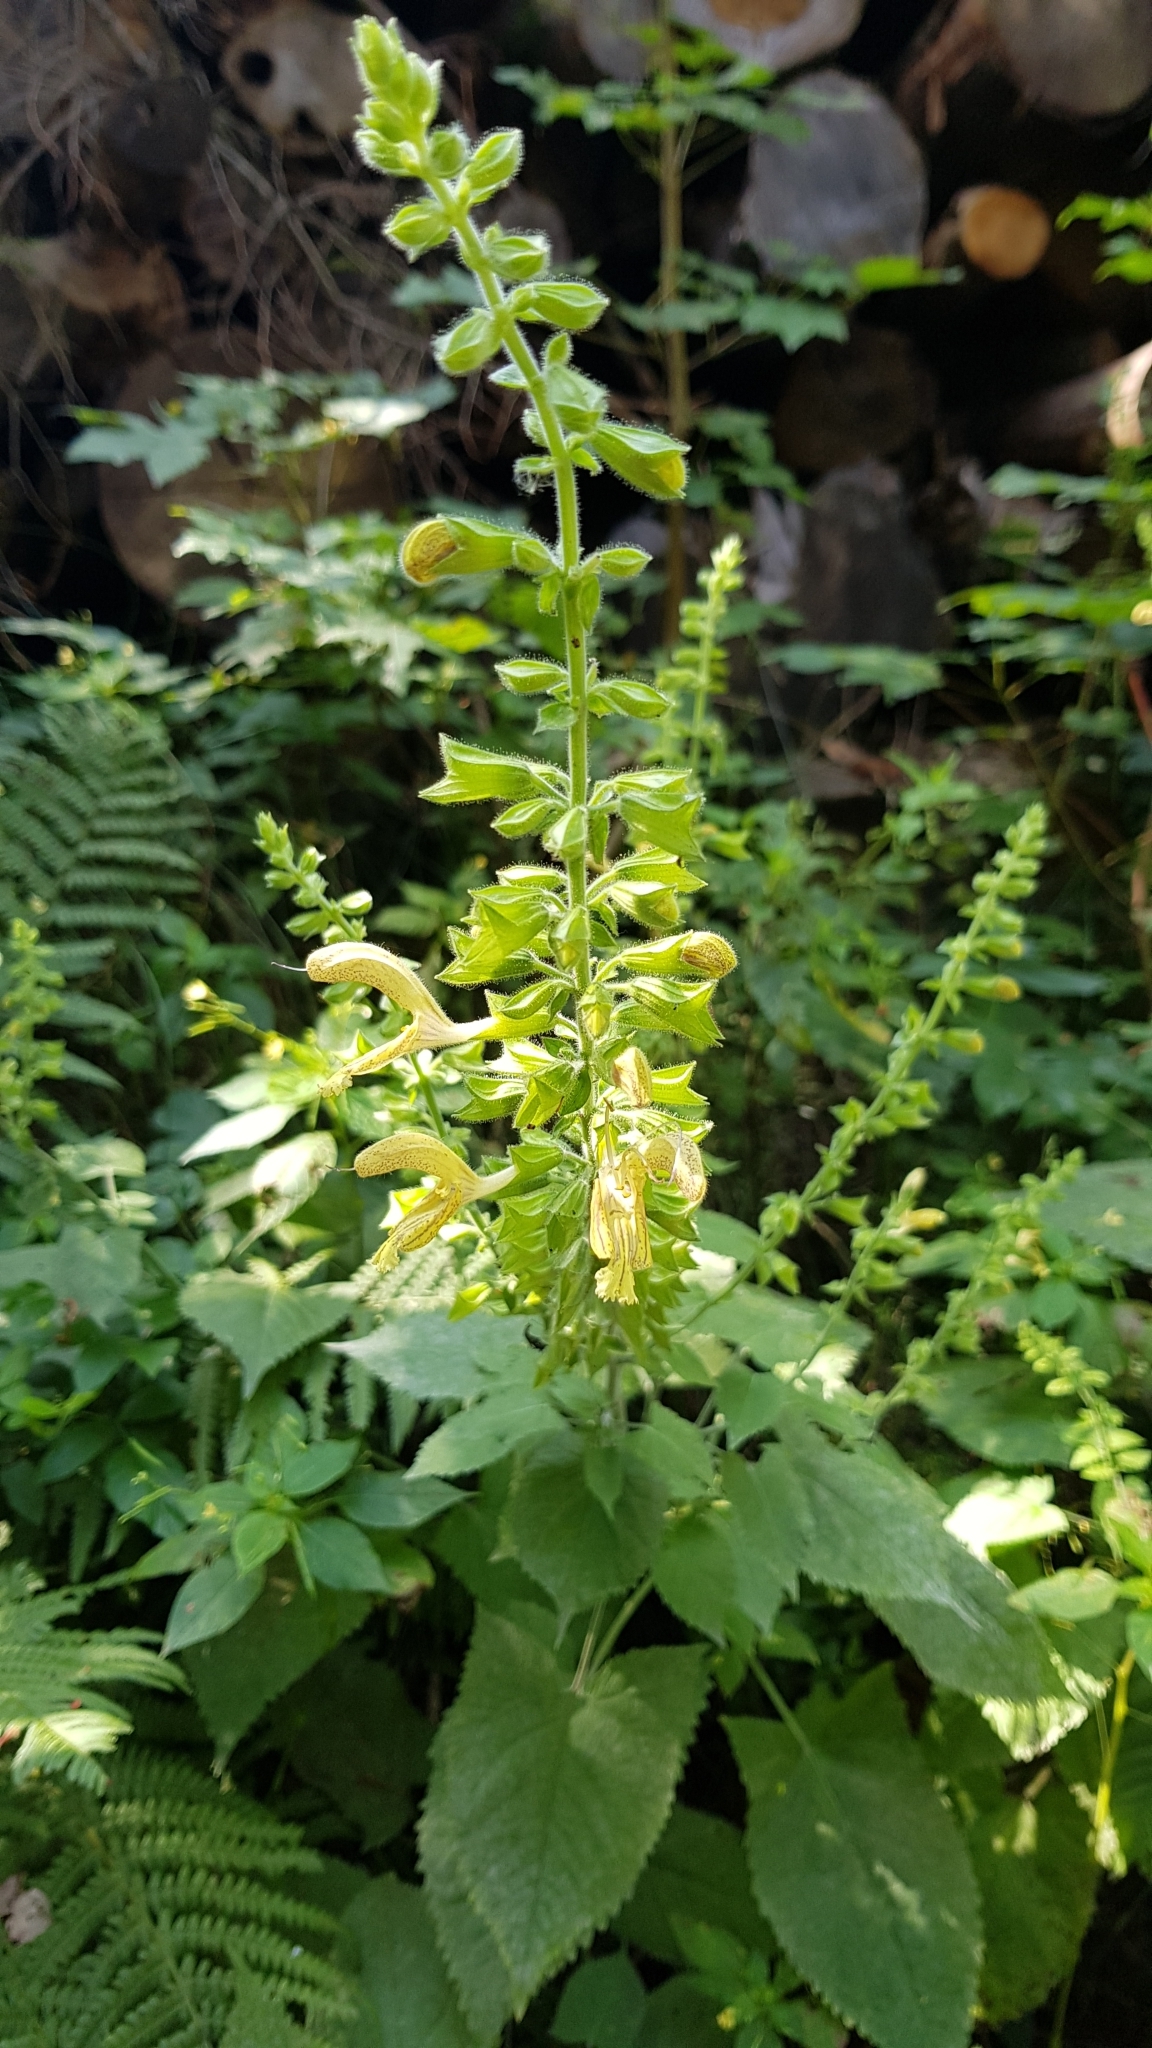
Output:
[
  {"xmin": 612, "ymin": 1047, "xmax": 653, "ymax": 1107},
  {"xmin": 589, "ymin": 1147, "xmax": 651, "ymax": 1305},
  {"xmin": 643, "ymin": 1129, "xmax": 707, "ymax": 1207},
  {"xmin": 353, "ymin": 1132, "xmax": 515, "ymax": 1270},
  {"xmin": 307, "ymin": 942, "xmax": 499, "ymax": 1095}
]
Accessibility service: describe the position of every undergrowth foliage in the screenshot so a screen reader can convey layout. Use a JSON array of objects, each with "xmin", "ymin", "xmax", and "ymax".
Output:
[
  {"xmin": 2, "ymin": 26, "xmax": 1152, "ymax": 2048},
  {"xmin": 0, "ymin": 1748, "xmax": 353, "ymax": 2047}
]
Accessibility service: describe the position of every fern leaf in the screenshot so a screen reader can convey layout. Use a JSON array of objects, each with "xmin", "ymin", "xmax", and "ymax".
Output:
[
  {"xmin": 0, "ymin": 1753, "xmax": 356, "ymax": 2047},
  {"xmin": 0, "ymin": 703, "xmax": 204, "ymax": 941},
  {"xmin": 0, "ymin": 1560, "xmax": 183, "ymax": 1790}
]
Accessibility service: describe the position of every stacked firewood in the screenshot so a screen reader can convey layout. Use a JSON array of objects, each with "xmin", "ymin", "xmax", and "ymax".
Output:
[{"xmin": 0, "ymin": 0, "xmax": 1150, "ymax": 618}]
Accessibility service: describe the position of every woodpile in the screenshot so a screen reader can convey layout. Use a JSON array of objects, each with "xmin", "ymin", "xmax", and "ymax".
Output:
[
  {"xmin": 0, "ymin": 0, "xmax": 1149, "ymax": 629},
  {"xmin": 0, "ymin": 0, "xmax": 429, "ymax": 603},
  {"xmin": 736, "ymin": 72, "xmax": 928, "ymax": 269}
]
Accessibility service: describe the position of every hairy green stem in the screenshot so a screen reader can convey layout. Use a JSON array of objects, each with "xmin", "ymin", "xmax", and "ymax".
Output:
[
  {"xmin": 427, "ymin": 174, "xmax": 594, "ymax": 1003},
  {"xmin": 587, "ymin": 1574, "xmax": 654, "ymax": 1678},
  {"xmin": 1093, "ymin": 1648, "xmax": 1135, "ymax": 1861},
  {"xmin": 680, "ymin": 819, "xmax": 1042, "ymax": 1330},
  {"xmin": 656, "ymin": 0, "xmax": 692, "ymax": 643}
]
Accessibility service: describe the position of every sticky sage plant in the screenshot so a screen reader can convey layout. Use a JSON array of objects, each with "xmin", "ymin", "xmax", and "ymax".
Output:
[{"xmin": 311, "ymin": 16, "xmax": 736, "ymax": 1363}]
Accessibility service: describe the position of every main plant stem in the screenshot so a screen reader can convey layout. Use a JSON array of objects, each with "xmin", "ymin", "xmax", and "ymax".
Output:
[
  {"xmin": 1093, "ymin": 1646, "xmax": 1135, "ymax": 1860},
  {"xmin": 432, "ymin": 177, "xmax": 594, "ymax": 1012},
  {"xmin": 657, "ymin": 0, "xmax": 691, "ymax": 644}
]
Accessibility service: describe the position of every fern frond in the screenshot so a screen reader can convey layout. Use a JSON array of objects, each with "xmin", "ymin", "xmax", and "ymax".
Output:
[
  {"xmin": 0, "ymin": 1560, "xmax": 183, "ymax": 1790},
  {"xmin": 0, "ymin": 1753, "xmax": 356, "ymax": 2047},
  {"xmin": 0, "ymin": 702, "xmax": 205, "ymax": 951}
]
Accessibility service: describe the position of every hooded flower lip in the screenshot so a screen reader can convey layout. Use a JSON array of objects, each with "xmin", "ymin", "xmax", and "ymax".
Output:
[
  {"xmin": 307, "ymin": 941, "xmax": 500, "ymax": 1094},
  {"xmin": 589, "ymin": 1146, "xmax": 652, "ymax": 1305},
  {"xmin": 352, "ymin": 1132, "xmax": 515, "ymax": 1271},
  {"xmin": 643, "ymin": 1129, "xmax": 708, "ymax": 1207}
]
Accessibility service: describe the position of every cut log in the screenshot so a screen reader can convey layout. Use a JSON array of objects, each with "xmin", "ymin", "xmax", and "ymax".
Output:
[
  {"xmin": 558, "ymin": 0, "xmax": 653, "ymax": 82},
  {"xmin": 102, "ymin": 74, "xmax": 212, "ymax": 180},
  {"xmin": 672, "ymin": 0, "xmax": 864, "ymax": 69},
  {"xmin": 560, "ymin": 0, "xmax": 862, "ymax": 79},
  {"xmin": 96, "ymin": 339, "xmax": 396, "ymax": 606},
  {"xmin": 774, "ymin": 323, "xmax": 936, "ymax": 473},
  {"xmin": 998, "ymin": 343, "xmax": 1152, "ymax": 469},
  {"xmin": 924, "ymin": 185, "xmax": 1051, "ymax": 280},
  {"xmin": 793, "ymin": 457, "xmax": 943, "ymax": 651},
  {"xmin": 737, "ymin": 71, "xmax": 927, "ymax": 271},
  {"xmin": 222, "ymin": 0, "xmax": 364, "ymax": 153},
  {"xmin": 986, "ymin": 0, "xmax": 1152, "ymax": 119},
  {"xmin": 0, "ymin": 231, "xmax": 187, "ymax": 336}
]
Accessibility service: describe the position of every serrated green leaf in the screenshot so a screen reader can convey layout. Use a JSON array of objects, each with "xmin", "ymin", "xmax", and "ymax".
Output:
[
  {"xmin": 552, "ymin": 1952, "xmax": 646, "ymax": 2048},
  {"xmin": 717, "ymin": 1366, "xmax": 788, "ymax": 1450},
  {"xmin": 420, "ymin": 1614, "xmax": 708, "ymax": 2014},
  {"xmin": 696, "ymin": 1287, "xmax": 865, "ymax": 1373},
  {"xmin": 331, "ymin": 1312, "xmax": 535, "ymax": 1402},
  {"xmin": 915, "ymin": 1354, "xmax": 1076, "ymax": 1468},
  {"xmin": 968, "ymin": 1784, "xmax": 1097, "ymax": 2025},
  {"xmin": 412, "ymin": 1387, "xmax": 563, "ymax": 1477},
  {"xmin": 777, "ymin": 1413, "xmax": 1063, "ymax": 1703},
  {"xmin": 421, "ymin": 1795, "xmax": 520, "ymax": 2039},
  {"xmin": 615, "ymin": 1804, "xmax": 772, "ymax": 1965},
  {"xmin": 1009, "ymin": 1569, "xmax": 1119, "ymax": 1622},
  {"xmin": 182, "ymin": 1569, "xmax": 368, "ymax": 1757},
  {"xmin": 630, "ymin": 1406, "xmax": 714, "ymax": 1501},
  {"xmin": 1043, "ymin": 1159, "xmax": 1152, "ymax": 1271},
  {"xmin": 345, "ymin": 1874, "xmax": 483, "ymax": 2048},
  {"xmin": 286, "ymin": 1642, "xmax": 428, "ymax": 1852},
  {"xmin": 503, "ymin": 1432, "xmax": 667, "ymax": 1615},
  {"xmin": 730, "ymin": 1667, "xmax": 982, "ymax": 2048},
  {"xmin": 652, "ymin": 1508, "xmax": 736, "ymax": 1644},
  {"xmin": 721, "ymin": 1447, "xmax": 809, "ymax": 1610},
  {"xmin": 181, "ymin": 1270, "xmax": 349, "ymax": 1396}
]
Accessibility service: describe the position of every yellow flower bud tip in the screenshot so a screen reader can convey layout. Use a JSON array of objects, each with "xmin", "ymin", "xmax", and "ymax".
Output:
[
  {"xmin": 1132, "ymin": 599, "xmax": 1152, "ymax": 625},
  {"xmin": 306, "ymin": 941, "xmax": 449, "ymax": 1023},
  {"xmin": 612, "ymin": 1047, "xmax": 653, "ymax": 1107},
  {"xmin": 181, "ymin": 980, "xmax": 211, "ymax": 1004},
  {"xmin": 716, "ymin": 2012, "xmax": 739, "ymax": 2034},
  {"xmin": 400, "ymin": 518, "xmax": 458, "ymax": 585},
  {"xmin": 261, "ymin": 1035, "xmax": 286, "ymax": 1061},
  {"xmin": 680, "ymin": 932, "xmax": 738, "ymax": 978},
  {"xmin": 903, "ymin": 1208, "xmax": 948, "ymax": 1232},
  {"xmin": 900, "ymin": 1167, "xmax": 927, "ymax": 1198},
  {"xmin": 988, "ymin": 976, "xmax": 1022, "ymax": 1002},
  {"xmin": 355, "ymin": 1133, "xmax": 482, "ymax": 1188}
]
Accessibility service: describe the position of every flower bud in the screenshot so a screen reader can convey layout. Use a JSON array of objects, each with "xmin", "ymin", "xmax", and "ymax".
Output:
[
  {"xmin": 679, "ymin": 932, "xmax": 737, "ymax": 978},
  {"xmin": 588, "ymin": 423, "xmax": 688, "ymax": 502},
  {"xmin": 399, "ymin": 515, "xmax": 516, "ymax": 585}
]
